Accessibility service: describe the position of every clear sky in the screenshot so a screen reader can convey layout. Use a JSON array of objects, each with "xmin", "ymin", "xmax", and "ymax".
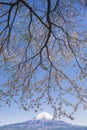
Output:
[{"xmin": 0, "ymin": 0, "xmax": 87, "ymax": 127}]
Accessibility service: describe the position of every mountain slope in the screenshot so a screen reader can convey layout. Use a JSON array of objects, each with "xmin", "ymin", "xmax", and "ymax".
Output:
[{"xmin": 0, "ymin": 113, "xmax": 87, "ymax": 130}]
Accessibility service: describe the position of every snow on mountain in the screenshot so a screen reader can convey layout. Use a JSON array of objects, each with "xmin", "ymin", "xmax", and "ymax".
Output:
[
  {"xmin": 36, "ymin": 112, "xmax": 53, "ymax": 120},
  {"xmin": 0, "ymin": 112, "xmax": 87, "ymax": 130}
]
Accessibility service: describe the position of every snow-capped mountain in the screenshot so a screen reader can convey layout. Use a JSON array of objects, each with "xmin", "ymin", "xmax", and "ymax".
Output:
[
  {"xmin": 35, "ymin": 112, "xmax": 53, "ymax": 120},
  {"xmin": 0, "ymin": 112, "xmax": 87, "ymax": 130}
]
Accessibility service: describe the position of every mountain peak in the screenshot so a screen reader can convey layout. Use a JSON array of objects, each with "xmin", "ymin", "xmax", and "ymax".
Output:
[{"xmin": 36, "ymin": 112, "xmax": 53, "ymax": 120}]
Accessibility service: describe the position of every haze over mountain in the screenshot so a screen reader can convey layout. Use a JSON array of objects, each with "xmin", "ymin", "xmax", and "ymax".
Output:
[{"xmin": 0, "ymin": 112, "xmax": 87, "ymax": 130}]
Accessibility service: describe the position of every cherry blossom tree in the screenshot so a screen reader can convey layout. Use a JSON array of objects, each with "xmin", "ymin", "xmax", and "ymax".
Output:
[{"xmin": 0, "ymin": 0, "xmax": 87, "ymax": 119}]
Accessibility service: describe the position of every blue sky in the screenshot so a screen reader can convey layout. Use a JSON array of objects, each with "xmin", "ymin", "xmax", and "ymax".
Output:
[{"xmin": 0, "ymin": 0, "xmax": 87, "ymax": 127}]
